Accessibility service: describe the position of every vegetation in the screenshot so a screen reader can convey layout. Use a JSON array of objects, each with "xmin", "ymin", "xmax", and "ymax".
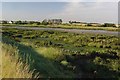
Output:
[
  {"xmin": 102, "ymin": 23, "xmax": 116, "ymax": 27},
  {"xmin": 1, "ymin": 28, "xmax": 120, "ymax": 79},
  {"xmin": 1, "ymin": 22, "xmax": 119, "ymax": 31},
  {"xmin": 1, "ymin": 43, "xmax": 40, "ymax": 78}
]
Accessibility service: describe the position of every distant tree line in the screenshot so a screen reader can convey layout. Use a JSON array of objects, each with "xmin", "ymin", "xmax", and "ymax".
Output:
[
  {"xmin": 1, "ymin": 19, "xmax": 62, "ymax": 25},
  {"xmin": 101, "ymin": 23, "xmax": 116, "ymax": 27},
  {"xmin": 68, "ymin": 21, "xmax": 118, "ymax": 27},
  {"xmin": 14, "ymin": 21, "xmax": 41, "ymax": 25},
  {"xmin": 0, "ymin": 20, "xmax": 119, "ymax": 27}
]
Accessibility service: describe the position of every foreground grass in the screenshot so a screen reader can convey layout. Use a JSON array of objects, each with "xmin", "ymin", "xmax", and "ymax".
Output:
[
  {"xmin": 2, "ymin": 28, "xmax": 120, "ymax": 79},
  {"xmin": 1, "ymin": 43, "xmax": 39, "ymax": 78},
  {"xmin": 35, "ymin": 47, "xmax": 64, "ymax": 60},
  {"xmin": 1, "ymin": 24, "xmax": 119, "ymax": 31},
  {"xmin": 2, "ymin": 37, "xmax": 75, "ymax": 78}
]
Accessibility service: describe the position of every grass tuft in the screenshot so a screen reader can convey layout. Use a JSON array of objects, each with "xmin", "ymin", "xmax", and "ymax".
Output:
[{"xmin": 1, "ymin": 43, "xmax": 40, "ymax": 78}]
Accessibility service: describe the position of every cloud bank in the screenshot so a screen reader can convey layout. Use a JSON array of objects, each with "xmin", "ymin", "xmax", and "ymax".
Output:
[{"xmin": 49, "ymin": 2, "xmax": 118, "ymax": 23}]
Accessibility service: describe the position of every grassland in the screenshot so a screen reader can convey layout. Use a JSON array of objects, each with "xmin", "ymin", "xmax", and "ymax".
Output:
[
  {"xmin": 1, "ymin": 28, "xmax": 120, "ymax": 79},
  {"xmin": 1, "ymin": 32, "xmax": 75, "ymax": 78},
  {"xmin": 1, "ymin": 43, "xmax": 40, "ymax": 78},
  {"xmin": 1, "ymin": 23, "xmax": 119, "ymax": 31}
]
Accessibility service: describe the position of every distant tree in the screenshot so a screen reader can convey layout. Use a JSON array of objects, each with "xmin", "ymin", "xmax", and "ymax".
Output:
[
  {"xmin": 48, "ymin": 20, "xmax": 52, "ymax": 25},
  {"xmin": 59, "ymin": 19, "xmax": 62, "ymax": 24},
  {"xmin": 36, "ymin": 22, "xmax": 41, "ymax": 25},
  {"xmin": 23, "ymin": 21, "xmax": 28, "ymax": 24},
  {"xmin": 69, "ymin": 21, "xmax": 72, "ymax": 24},
  {"xmin": 15, "ymin": 20, "xmax": 22, "ymax": 24},
  {"xmin": 87, "ymin": 23, "xmax": 92, "ymax": 26},
  {"xmin": 29, "ymin": 21, "xmax": 35, "ymax": 24},
  {"xmin": 10, "ymin": 21, "xmax": 14, "ymax": 24},
  {"xmin": 42, "ymin": 19, "xmax": 48, "ymax": 25},
  {"xmin": 2, "ymin": 21, "xmax": 8, "ymax": 24},
  {"xmin": 102, "ymin": 23, "xmax": 116, "ymax": 27}
]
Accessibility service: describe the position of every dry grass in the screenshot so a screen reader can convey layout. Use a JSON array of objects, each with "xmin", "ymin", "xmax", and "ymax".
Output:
[{"xmin": 1, "ymin": 43, "xmax": 39, "ymax": 78}]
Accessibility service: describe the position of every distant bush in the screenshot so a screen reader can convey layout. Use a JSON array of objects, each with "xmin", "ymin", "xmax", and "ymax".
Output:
[
  {"xmin": 87, "ymin": 23, "xmax": 92, "ymax": 26},
  {"xmin": 102, "ymin": 23, "xmax": 116, "ymax": 27},
  {"xmin": 42, "ymin": 19, "xmax": 49, "ymax": 25}
]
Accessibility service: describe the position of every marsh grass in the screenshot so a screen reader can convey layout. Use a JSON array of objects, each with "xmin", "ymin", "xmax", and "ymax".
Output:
[
  {"xmin": 1, "ymin": 24, "xmax": 119, "ymax": 31},
  {"xmin": 2, "ymin": 43, "xmax": 40, "ymax": 78},
  {"xmin": 35, "ymin": 47, "xmax": 64, "ymax": 61},
  {"xmin": 0, "ymin": 43, "xmax": 2, "ymax": 79},
  {"xmin": 2, "ymin": 37, "xmax": 75, "ymax": 78},
  {"xmin": 1, "ymin": 28, "xmax": 119, "ymax": 78}
]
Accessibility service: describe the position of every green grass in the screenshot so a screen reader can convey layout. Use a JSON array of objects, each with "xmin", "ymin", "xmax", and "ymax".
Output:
[
  {"xmin": 55, "ymin": 25, "xmax": 119, "ymax": 31},
  {"xmin": 1, "ymin": 43, "xmax": 39, "ymax": 78},
  {"xmin": 1, "ymin": 28, "xmax": 120, "ymax": 79},
  {"xmin": 1, "ymin": 37, "xmax": 75, "ymax": 78},
  {"xmin": 35, "ymin": 47, "xmax": 64, "ymax": 61},
  {"xmin": 1, "ymin": 23, "xmax": 119, "ymax": 31}
]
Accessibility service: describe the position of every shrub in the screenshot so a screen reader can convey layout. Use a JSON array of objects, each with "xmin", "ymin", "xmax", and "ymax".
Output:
[
  {"xmin": 102, "ymin": 23, "xmax": 116, "ymax": 27},
  {"xmin": 61, "ymin": 60, "xmax": 69, "ymax": 66}
]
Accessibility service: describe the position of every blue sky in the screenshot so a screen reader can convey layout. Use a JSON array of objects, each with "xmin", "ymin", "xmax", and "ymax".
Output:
[{"xmin": 1, "ymin": 1, "xmax": 119, "ymax": 23}]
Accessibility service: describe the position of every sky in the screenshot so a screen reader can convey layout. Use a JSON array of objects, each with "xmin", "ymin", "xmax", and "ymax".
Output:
[
  {"xmin": 1, "ymin": 0, "xmax": 119, "ymax": 2},
  {"xmin": 0, "ymin": 0, "xmax": 119, "ymax": 23}
]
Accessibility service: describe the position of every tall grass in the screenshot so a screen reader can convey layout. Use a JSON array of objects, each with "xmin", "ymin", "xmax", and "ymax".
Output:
[
  {"xmin": 1, "ymin": 43, "xmax": 39, "ymax": 78},
  {"xmin": 1, "ymin": 37, "xmax": 75, "ymax": 78},
  {"xmin": 35, "ymin": 47, "xmax": 64, "ymax": 60},
  {"xmin": 1, "ymin": 24, "xmax": 119, "ymax": 31},
  {"xmin": 0, "ymin": 43, "xmax": 2, "ymax": 79}
]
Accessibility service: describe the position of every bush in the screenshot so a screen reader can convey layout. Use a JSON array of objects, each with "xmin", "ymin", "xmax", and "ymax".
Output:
[
  {"xmin": 61, "ymin": 60, "xmax": 69, "ymax": 66},
  {"xmin": 87, "ymin": 23, "xmax": 92, "ymax": 26},
  {"xmin": 102, "ymin": 23, "xmax": 116, "ymax": 27}
]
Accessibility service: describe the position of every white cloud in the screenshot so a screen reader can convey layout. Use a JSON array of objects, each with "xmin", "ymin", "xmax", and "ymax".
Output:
[{"xmin": 49, "ymin": 2, "xmax": 118, "ymax": 23}]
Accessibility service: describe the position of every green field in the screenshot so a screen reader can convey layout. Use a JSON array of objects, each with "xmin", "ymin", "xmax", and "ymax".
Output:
[
  {"xmin": 1, "ymin": 23, "xmax": 119, "ymax": 31},
  {"xmin": 1, "ymin": 28, "xmax": 120, "ymax": 79}
]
